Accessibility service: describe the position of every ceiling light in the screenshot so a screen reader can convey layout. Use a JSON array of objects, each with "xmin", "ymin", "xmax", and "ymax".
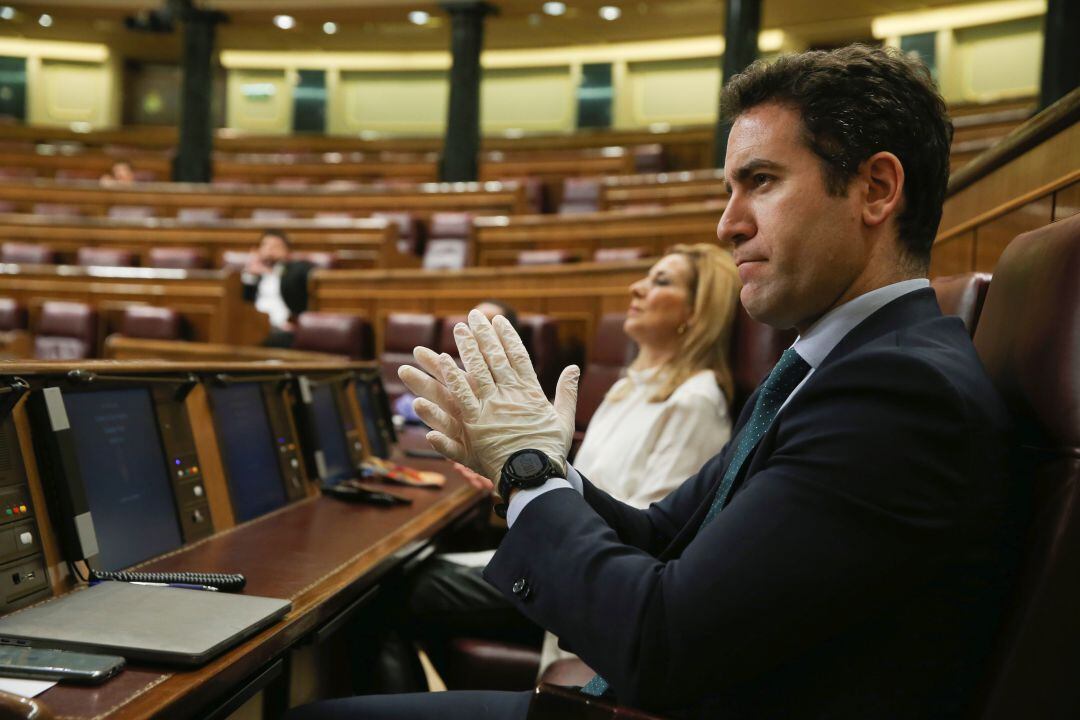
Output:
[
  {"xmin": 0, "ymin": 7, "xmax": 14, "ymax": 20},
  {"xmin": 599, "ymin": 6, "xmax": 621, "ymax": 20},
  {"xmin": 542, "ymin": 2, "xmax": 566, "ymax": 17},
  {"xmin": 273, "ymin": 15, "xmax": 295, "ymax": 30},
  {"xmin": 408, "ymin": 11, "xmax": 430, "ymax": 25},
  {"xmin": 323, "ymin": 21, "xmax": 338, "ymax": 35},
  {"xmin": 38, "ymin": 13, "xmax": 53, "ymax": 27}
]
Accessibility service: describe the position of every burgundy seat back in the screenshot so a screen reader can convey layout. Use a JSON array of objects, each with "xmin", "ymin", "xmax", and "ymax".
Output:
[
  {"xmin": 518, "ymin": 315, "xmax": 561, "ymax": 397},
  {"xmin": 594, "ymin": 247, "xmax": 649, "ymax": 263},
  {"xmin": 76, "ymin": 247, "xmax": 136, "ymax": 267},
  {"xmin": 559, "ymin": 177, "xmax": 601, "ymax": 215},
  {"xmin": 1, "ymin": 242, "xmax": 55, "ymax": 265},
  {"xmin": 423, "ymin": 212, "xmax": 473, "ymax": 270},
  {"xmin": 372, "ymin": 212, "xmax": 424, "ymax": 256},
  {"xmin": 293, "ymin": 312, "xmax": 373, "ymax": 360},
  {"xmin": 575, "ymin": 313, "xmax": 636, "ymax": 431},
  {"xmin": 147, "ymin": 247, "xmax": 208, "ymax": 270},
  {"xmin": 517, "ymin": 250, "xmax": 579, "ymax": 266},
  {"xmin": 973, "ymin": 213, "xmax": 1080, "ymax": 719},
  {"xmin": 250, "ymin": 208, "xmax": 294, "ymax": 221},
  {"xmin": 176, "ymin": 207, "xmax": 222, "ymax": 223},
  {"xmin": 120, "ymin": 305, "xmax": 183, "ymax": 341},
  {"xmin": 34, "ymin": 301, "xmax": 97, "ymax": 359},
  {"xmin": 0, "ymin": 298, "xmax": 27, "ymax": 331},
  {"xmin": 632, "ymin": 143, "xmax": 665, "ymax": 173},
  {"xmin": 107, "ymin": 205, "xmax": 155, "ymax": 220},
  {"xmin": 33, "ymin": 203, "xmax": 81, "ymax": 218},
  {"xmin": 729, "ymin": 305, "xmax": 797, "ymax": 416},
  {"xmin": 931, "ymin": 272, "xmax": 992, "ymax": 336},
  {"xmin": 381, "ymin": 313, "xmax": 439, "ymax": 401}
]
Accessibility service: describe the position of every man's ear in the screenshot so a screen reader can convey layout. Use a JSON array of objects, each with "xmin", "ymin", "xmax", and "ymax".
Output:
[{"xmin": 861, "ymin": 151, "xmax": 904, "ymax": 229}]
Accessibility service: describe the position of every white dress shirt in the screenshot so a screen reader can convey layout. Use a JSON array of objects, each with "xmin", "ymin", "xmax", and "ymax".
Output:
[
  {"xmin": 252, "ymin": 264, "xmax": 291, "ymax": 330},
  {"xmin": 506, "ymin": 278, "xmax": 932, "ymax": 527}
]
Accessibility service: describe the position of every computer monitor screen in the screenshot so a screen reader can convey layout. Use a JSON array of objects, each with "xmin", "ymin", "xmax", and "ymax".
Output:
[
  {"xmin": 63, "ymin": 388, "xmax": 183, "ymax": 571},
  {"xmin": 354, "ymin": 379, "xmax": 388, "ymax": 458},
  {"xmin": 310, "ymin": 383, "xmax": 352, "ymax": 484},
  {"xmin": 209, "ymin": 383, "xmax": 288, "ymax": 522}
]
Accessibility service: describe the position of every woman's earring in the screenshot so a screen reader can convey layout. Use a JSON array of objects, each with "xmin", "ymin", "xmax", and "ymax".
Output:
[{"xmin": 677, "ymin": 323, "xmax": 688, "ymax": 335}]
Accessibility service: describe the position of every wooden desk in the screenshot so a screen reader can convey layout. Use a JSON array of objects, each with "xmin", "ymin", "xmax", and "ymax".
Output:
[
  {"xmin": 310, "ymin": 259, "xmax": 652, "ymax": 359},
  {"xmin": 28, "ymin": 451, "xmax": 481, "ymax": 719},
  {"xmin": 472, "ymin": 202, "xmax": 723, "ymax": 266},
  {"xmin": 0, "ymin": 213, "xmax": 405, "ymax": 270},
  {"xmin": 601, "ymin": 169, "xmax": 727, "ymax": 210},
  {"xmin": 0, "ymin": 179, "xmax": 528, "ymax": 220},
  {"xmin": 0, "ymin": 264, "xmax": 266, "ymax": 349}
]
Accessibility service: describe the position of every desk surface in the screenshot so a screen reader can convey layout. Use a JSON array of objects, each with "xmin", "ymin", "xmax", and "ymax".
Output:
[{"xmin": 30, "ymin": 440, "xmax": 481, "ymax": 720}]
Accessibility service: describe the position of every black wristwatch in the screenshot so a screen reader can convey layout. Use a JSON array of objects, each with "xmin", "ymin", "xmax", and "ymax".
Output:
[{"xmin": 494, "ymin": 449, "xmax": 560, "ymax": 518}]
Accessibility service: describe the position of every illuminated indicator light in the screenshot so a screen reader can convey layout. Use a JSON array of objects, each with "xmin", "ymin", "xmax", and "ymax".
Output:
[
  {"xmin": 542, "ymin": 2, "xmax": 566, "ymax": 16},
  {"xmin": 408, "ymin": 11, "xmax": 430, "ymax": 25},
  {"xmin": 323, "ymin": 21, "xmax": 337, "ymax": 35},
  {"xmin": 192, "ymin": 467, "xmax": 199, "ymax": 474},
  {"xmin": 18, "ymin": 506, "xmax": 25, "ymax": 513},
  {"xmin": 599, "ymin": 6, "xmax": 621, "ymax": 20},
  {"xmin": 175, "ymin": 459, "xmax": 181, "ymax": 466},
  {"xmin": 38, "ymin": 13, "xmax": 52, "ymax": 27},
  {"xmin": 4, "ymin": 509, "xmax": 11, "ymax": 516},
  {"xmin": 273, "ymin": 15, "xmax": 295, "ymax": 30}
]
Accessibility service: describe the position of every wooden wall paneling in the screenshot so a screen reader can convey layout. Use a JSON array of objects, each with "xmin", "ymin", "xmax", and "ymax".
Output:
[
  {"xmin": 940, "ymin": 118, "xmax": 1079, "ymax": 237},
  {"xmin": 185, "ymin": 383, "xmax": 237, "ymax": 531},
  {"xmin": 1053, "ymin": 180, "xmax": 1080, "ymax": 220},
  {"xmin": 972, "ymin": 196, "xmax": 1055, "ymax": 272},
  {"xmin": 0, "ymin": 330, "xmax": 31, "ymax": 360},
  {"xmin": 929, "ymin": 231, "xmax": 975, "ymax": 277}
]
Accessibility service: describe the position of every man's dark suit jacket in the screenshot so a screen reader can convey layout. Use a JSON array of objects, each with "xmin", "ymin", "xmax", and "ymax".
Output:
[
  {"xmin": 241, "ymin": 260, "xmax": 314, "ymax": 319},
  {"xmin": 486, "ymin": 288, "xmax": 1023, "ymax": 719}
]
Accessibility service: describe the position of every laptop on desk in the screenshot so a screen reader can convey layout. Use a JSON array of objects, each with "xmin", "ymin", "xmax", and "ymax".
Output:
[{"xmin": 0, "ymin": 583, "xmax": 291, "ymax": 667}]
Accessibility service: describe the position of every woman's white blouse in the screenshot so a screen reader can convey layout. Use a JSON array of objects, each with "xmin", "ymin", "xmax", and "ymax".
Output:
[{"xmin": 572, "ymin": 367, "xmax": 732, "ymax": 509}]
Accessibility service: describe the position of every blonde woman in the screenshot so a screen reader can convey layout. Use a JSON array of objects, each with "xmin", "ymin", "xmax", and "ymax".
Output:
[{"xmin": 446, "ymin": 243, "xmax": 741, "ymax": 680}]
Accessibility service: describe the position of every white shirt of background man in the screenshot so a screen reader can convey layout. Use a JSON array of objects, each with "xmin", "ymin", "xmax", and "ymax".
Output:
[{"xmin": 254, "ymin": 265, "xmax": 291, "ymax": 330}]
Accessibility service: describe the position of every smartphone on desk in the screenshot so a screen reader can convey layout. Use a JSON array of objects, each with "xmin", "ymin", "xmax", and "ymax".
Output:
[{"xmin": 0, "ymin": 644, "xmax": 125, "ymax": 684}]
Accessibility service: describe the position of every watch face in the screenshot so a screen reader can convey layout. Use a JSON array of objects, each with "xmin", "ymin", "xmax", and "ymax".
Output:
[{"xmin": 511, "ymin": 451, "xmax": 545, "ymax": 478}]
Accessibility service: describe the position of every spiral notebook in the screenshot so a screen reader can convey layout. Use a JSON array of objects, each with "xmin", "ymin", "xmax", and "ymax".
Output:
[{"xmin": 0, "ymin": 582, "xmax": 291, "ymax": 667}]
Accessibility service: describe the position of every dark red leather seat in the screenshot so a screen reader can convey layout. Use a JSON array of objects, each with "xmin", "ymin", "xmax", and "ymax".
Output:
[
  {"xmin": 517, "ymin": 250, "xmax": 580, "ymax": 266},
  {"xmin": 293, "ymin": 311, "xmax": 374, "ymax": 359},
  {"xmin": 176, "ymin": 207, "xmax": 223, "ymax": 223},
  {"xmin": 33, "ymin": 301, "xmax": 98, "ymax": 360},
  {"xmin": 423, "ymin": 213, "xmax": 473, "ymax": 270},
  {"xmin": 931, "ymin": 272, "xmax": 992, "ymax": 336},
  {"xmin": 381, "ymin": 313, "xmax": 439, "ymax": 401},
  {"xmin": 973, "ymin": 212, "xmax": 1080, "ymax": 719},
  {"xmin": 730, "ymin": 305, "xmax": 797, "ymax": 415},
  {"xmin": 76, "ymin": 247, "xmax": 136, "ymax": 267},
  {"xmin": 1, "ymin": 242, "xmax": 55, "ymax": 265},
  {"xmin": 119, "ymin": 305, "xmax": 183, "ymax": 341},
  {"xmin": 250, "ymin": 208, "xmax": 294, "ymax": 221},
  {"xmin": 107, "ymin": 205, "xmax": 155, "ymax": 220},
  {"xmin": 147, "ymin": 247, "xmax": 209, "ymax": 270},
  {"xmin": 518, "ymin": 315, "xmax": 562, "ymax": 398},
  {"xmin": 0, "ymin": 299, "xmax": 27, "ymax": 331},
  {"xmin": 559, "ymin": 178, "xmax": 601, "ymax": 215},
  {"xmin": 32, "ymin": 203, "xmax": 81, "ymax": 218},
  {"xmin": 593, "ymin": 247, "xmax": 649, "ymax": 262},
  {"xmin": 373, "ymin": 212, "xmax": 425, "ymax": 257},
  {"xmin": 575, "ymin": 313, "xmax": 637, "ymax": 432},
  {"xmin": 632, "ymin": 144, "xmax": 665, "ymax": 173}
]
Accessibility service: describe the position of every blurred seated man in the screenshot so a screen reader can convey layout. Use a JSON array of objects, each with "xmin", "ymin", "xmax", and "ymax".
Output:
[
  {"xmin": 241, "ymin": 229, "xmax": 314, "ymax": 347},
  {"xmin": 99, "ymin": 160, "xmax": 136, "ymax": 187}
]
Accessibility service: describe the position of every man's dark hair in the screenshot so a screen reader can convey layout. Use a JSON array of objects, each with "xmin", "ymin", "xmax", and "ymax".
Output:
[
  {"xmin": 720, "ymin": 44, "xmax": 953, "ymax": 265},
  {"xmin": 260, "ymin": 228, "xmax": 291, "ymax": 248}
]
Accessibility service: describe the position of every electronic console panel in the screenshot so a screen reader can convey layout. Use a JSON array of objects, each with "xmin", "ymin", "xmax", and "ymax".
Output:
[
  {"xmin": 31, "ymin": 383, "xmax": 213, "ymax": 572},
  {"xmin": 298, "ymin": 377, "xmax": 365, "ymax": 486},
  {"xmin": 0, "ymin": 416, "xmax": 51, "ymax": 613}
]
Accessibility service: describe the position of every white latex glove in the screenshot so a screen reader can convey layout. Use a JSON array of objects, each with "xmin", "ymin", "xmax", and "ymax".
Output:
[{"xmin": 398, "ymin": 309, "xmax": 579, "ymax": 481}]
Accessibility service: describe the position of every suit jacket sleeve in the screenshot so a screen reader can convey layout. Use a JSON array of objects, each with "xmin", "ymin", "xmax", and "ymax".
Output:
[{"xmin": 485, "ymin": 348, "xmax": 990, "ymax": 711}]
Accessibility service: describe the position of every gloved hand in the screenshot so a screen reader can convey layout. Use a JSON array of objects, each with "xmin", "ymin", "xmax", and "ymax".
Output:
[{"xmin": 398, "ymin": 309, "xmax": 579, "ymax": 482}]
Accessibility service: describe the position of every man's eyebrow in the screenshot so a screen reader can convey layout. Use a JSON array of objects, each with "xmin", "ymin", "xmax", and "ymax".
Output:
[{"xmin": 724, "ymin": 159, "xmax": 784, "ymax": 192}]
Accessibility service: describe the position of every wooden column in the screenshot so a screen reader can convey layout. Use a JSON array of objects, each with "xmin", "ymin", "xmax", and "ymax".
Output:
[
  {"xmin": 1039, "ymin": 0, "xmax": 1080, "ymax": 110},
  {"xmin": 440, "ymin": 1, "xmax": 495, "ymax": 183},
  {"xmin": 174, "ymin": 2, "xmax": 226, "ymax": 183},
  {"xmin": 714, "ymin": 0, "xmax": 762, "ymax": 168}
]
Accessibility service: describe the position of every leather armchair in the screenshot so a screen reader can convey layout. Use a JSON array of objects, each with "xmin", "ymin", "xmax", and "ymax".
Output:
[
  {"xmin": 119, "ymin": 305, "xmax": 184, "ymax": 341},
  {"xmin": 381, "ymin": 313, "xmax": 439, "ymax": 401},
  {"xmin": 293, "ymin": 311, "xmax": 374, "ymax": 360},
  {"xmin": 33, "ymin": 300, "xmax": 98, "ymax": 360}
]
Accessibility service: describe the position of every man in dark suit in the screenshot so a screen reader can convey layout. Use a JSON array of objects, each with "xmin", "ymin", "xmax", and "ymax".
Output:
[
  {"xmin": 241, "ymin": 229, "xmax": 314, "ymax": 347},
  {"xmin": 288, "ymin": 45, "xmax": 1021, "ymax": 720}
]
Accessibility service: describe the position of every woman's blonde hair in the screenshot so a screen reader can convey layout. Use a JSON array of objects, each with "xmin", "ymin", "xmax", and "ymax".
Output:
[{"xmin": 609, "ymin": 243, "xmax": 740, "ymax": 404}]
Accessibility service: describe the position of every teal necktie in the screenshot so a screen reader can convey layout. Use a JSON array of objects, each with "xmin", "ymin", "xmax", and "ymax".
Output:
[{"xmin": 581, "ymin": 347, "xmax": 811, "ymax": 699}]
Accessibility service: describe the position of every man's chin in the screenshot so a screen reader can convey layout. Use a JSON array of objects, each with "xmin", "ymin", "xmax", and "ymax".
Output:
[{"xmin": 741, "ymin": 292, "xmax": 796, "ymax": 331}]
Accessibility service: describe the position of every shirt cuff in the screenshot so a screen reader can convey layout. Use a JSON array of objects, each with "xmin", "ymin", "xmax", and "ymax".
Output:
[
  {"xmin": 565, "ymin": 464, "xmax": 584, "ymax": 494},
  {"xmin": 506, "ymin": 478, "xmax": 572, "ymax": 527}
]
